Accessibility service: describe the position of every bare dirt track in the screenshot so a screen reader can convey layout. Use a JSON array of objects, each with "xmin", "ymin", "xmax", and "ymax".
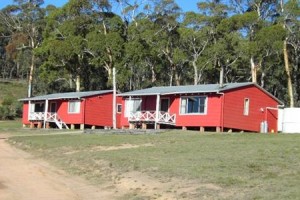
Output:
[{"xmin": 0, "ymin": 136, "xmax": 117, "ymax": 200}]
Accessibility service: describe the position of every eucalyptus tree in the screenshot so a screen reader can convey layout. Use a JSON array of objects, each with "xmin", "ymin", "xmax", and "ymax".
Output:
[
  {"xmin": 279, "ymin": 0, "xmax": 300, "ymax": 107},
  {"xmin": 115, "ymin": 0, "xmax": 163, "ymax": 90},
  {"xmin": 123, "ymin": 18, "xmax": 162, "ymax": 90},
  {"xmin": 85, "ymin": 0, "xmax": 126, "ymax": 88},
  {"xmin": 192, "ymin": 0, "xmax": 236, "ymax": 85},
  {"xmin": 149, "ymin": 0, "xmax": 183, "ymax": 86},
  {"xmin": 181, "ymin": 12, "xmax": 212, "ymax": 85},
  {"xmin": 230, "ymin": 0, "xmax": 280, "ymax": 84},
  {"xmin": 0, "ymin": 0, "xmax": 46, "ymax": 97}
]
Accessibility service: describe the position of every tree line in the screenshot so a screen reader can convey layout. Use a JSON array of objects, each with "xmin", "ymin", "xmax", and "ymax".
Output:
[{"xmin": 0, "ymin": 0, "xmax": 299, "ymax": 107}]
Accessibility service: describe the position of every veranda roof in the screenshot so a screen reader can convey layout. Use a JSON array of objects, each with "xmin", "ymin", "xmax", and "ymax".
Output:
[{"xmin": 19, "ymin": 90, "xmax": 113, "ymax": 101}]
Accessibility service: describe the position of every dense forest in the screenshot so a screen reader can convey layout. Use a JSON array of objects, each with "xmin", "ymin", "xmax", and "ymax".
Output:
[{"xmin": 0, "ymin": 0, "xmax": 299, "ymax": 107}]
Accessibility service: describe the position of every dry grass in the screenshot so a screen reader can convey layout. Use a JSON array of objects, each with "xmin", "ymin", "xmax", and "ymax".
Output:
[{"xmin": 4, "ymin": 125, "xmax": 300, "ymax": 199}]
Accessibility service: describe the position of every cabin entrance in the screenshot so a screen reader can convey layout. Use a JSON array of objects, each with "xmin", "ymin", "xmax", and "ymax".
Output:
[
  {"xmin": 50, "ymin": 102, "xmax": 57, "ymax": 113},
  {"xmin": 160, "ymin": 98, "xmax": 170, "ymax": 112}
]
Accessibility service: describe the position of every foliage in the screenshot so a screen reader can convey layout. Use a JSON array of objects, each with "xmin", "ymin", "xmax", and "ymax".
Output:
[
  {"xmin": 0, "ymin": 81, "xmax": 26, "ymax": 120},
  {"xmin": 0, "ymin": 0, "xmax": 299, "ymax": 105}
]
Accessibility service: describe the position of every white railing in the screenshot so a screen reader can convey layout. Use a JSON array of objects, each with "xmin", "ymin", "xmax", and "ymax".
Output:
[
  {"xmin": 29, "ymin": 112, "xmax": 45, "ymax": 120},
  {"xmin": 28, "ymin": 112, "xmax": 69, "ymax": 129},
  {"xmin": 129, "ymin": 111, "xmax": 176, "ymax": 125},
  {"xmin": 158, "ymin": 111, "xmax": 176, "ymax": 124}
]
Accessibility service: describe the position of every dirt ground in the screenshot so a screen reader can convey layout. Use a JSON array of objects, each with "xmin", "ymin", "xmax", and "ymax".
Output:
[
  {"xmin": 0, "ymin": 135, "xmax": 118, "ymax": 200},
  {"xmin": 0, "ymin": 135, "xmax": 210, "ymax": 200}
]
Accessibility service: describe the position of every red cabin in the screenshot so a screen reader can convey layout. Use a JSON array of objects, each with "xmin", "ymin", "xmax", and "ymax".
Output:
[
  {"xmin": 20, "ymin": 90, "xmax": 122, "ymax": 129},
  {"xmin": 118, "ymin": 83, "xmax": 283, "ymax": 132}
]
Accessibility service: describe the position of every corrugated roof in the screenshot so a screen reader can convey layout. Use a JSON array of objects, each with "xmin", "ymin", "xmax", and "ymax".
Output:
[
  {"xmin": 19, "ymin": 90, "xmax": 113, "ymax": 101},
  {"xmin": 118, "ymin": 82, "xmax": 254, "ymax": 96}
]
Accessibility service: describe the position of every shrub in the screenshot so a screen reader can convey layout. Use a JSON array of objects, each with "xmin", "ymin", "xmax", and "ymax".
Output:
[{"xmin": 0, "ymin": 96, "xmax": 22, "ymax": 120}]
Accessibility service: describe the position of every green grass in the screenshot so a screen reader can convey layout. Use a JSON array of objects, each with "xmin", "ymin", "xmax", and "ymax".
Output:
[
  {"xmin": 0, "ymin": 120, "xmax": 24, "ymax": 134},
  {"xmin": 6, "ymin": 130, "xmax": 300, "ymax": 200}
]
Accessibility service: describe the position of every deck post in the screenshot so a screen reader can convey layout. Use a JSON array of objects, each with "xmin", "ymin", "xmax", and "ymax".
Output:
[
  {"xmin": 129, "ymin": 123, "xmax": 135, "ymax": 129},
  {"xmin": 155, "ymin": 94, "xmax": 160, "ymax": 129},
  {"xmin": 156, "ymin": 124, "xmax": 160, "ymax": 130},
  {"xmin": 199, "ymin": 126, "xmax": 205, "ymax": 132},
  {"xmin": 43, "ymin": 99, "xmax": 48, "ymax": 129},
  {"xmin": 142, "ymin": 123, "xmax": 147, "ymax": 130},
  {"xmin": 37, "ymin": 122, "xmax": 42, "ymax": 129},
  {"xmin": 80, "ymin": 124, "xmax": 85, "ymax": 130}
]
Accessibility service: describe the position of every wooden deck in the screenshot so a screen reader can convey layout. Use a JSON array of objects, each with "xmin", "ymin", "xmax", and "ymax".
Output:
[{"xmin": 29, "ymin": 112, "xmax": 69, "ymax": 129}]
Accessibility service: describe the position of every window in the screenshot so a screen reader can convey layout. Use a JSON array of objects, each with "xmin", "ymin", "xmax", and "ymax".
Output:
[
  {"xmin": 117, "ymin": 104, "xmax": 122, "ymax": 113},
  {"xmin": 68, "ymin": 100, "xmax": 81, "ymax": 113},
  {"xmin": 30, "ymin": 102, "xmax": 44, "ymax": 112},
  {"xmin": 125, "ymin": 98, "xmax": 141, "ymax": 117},
  {"xmin": 180, "ymin": 96, "xmax": 207, "ymax": 114},
  {"xmin": 244, "ymin": 98, "xmax": 250, "ymax": 116}
]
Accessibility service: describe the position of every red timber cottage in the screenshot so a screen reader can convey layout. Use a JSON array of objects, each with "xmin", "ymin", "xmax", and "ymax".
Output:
[
  {"xmin": 20, "ymin": 90, "xmax": 122, "ymax": 129},
  {"xmin": 118, "ymin": 82, "xmax": 283, "ymax": 132}
]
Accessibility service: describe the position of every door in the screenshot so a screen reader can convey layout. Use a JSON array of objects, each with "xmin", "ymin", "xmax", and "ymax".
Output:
[
  {"xmin": 160, "ymin": 98, "xmax": 170, "ymax": 112},
  {"xmin": 50, "ymin": 102, "xmax": 57, "ymax": 113}
]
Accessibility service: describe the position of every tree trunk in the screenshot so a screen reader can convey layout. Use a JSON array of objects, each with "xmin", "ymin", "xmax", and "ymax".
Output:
[
  {"xmin": 75, "ymin": 75, "xmax": 80, "ymax": 92},
  {"xmin": 175, "ymin": 69, "xmax": 180, "ymax": 86},
  {"xmin": 250, "ymin": 57, "xmax": 257, "ymax": 83},
  {"xmin": 219, "ymin": 65, "xmax": 224, "ymax": 87},
  {"xmin": 151, "ymin": 64, "xmax": 156, "ymax": 83},
  {"xmin": 28, "ymin": 54, "xmax": 35, "ymax": 97},
  {"xmin": 192, "ymin": 60, "xmax": 198, "ymax": 85},
  {"xmin": 283, "ymin": 39, "xmax": 294, "ymax": 107}
]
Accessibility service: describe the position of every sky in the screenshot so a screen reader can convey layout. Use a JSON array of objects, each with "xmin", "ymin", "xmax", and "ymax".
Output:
[{"xmin": 0, "ymin": 0, "xmax": 200, "ymax": 12}]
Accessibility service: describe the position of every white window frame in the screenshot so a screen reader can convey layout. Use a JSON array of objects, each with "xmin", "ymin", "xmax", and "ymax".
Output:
[
  {"xmin": 68, "ymin": 100, "xmax": 81, "ymax": 114},
  {"xmin": 125, "ymin": 98, "xmax": 142, "ymax": 117},
  {"xmin": 243, "ymin": 98, "xmax": 250, "ymax": 116},
  {"xmin": 180, "ymin": 96, "xmax": 207, "ymax": 115}
]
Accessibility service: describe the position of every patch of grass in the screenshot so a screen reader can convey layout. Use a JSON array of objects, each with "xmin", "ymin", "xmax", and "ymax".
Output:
[
  {"xmin": 7, "ymin": 131, "xmax": 300, "ymax": 199},
  {"xmin": 0, "ymin": 120, "xmax": 23, "ymax": 132}
]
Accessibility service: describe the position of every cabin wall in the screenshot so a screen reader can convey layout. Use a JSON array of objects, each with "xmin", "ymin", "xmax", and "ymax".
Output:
[
  {"xmin": 84, "ymin": 93, "xmax": 122, "ymax": 128},
  {"xmin": 22, "ymin": 102, "xmax": 29, "ymax": 124},
  {"xmin": 223, "ymin": 86, "xmax": 279, "ymax": 132},
  {"xmin": 56, "ymin": 99, "xmax": 84, "ymax": 124},
  {"xmin": 174, "ymin": 94, "xmax": 222, "ymax": 127}
]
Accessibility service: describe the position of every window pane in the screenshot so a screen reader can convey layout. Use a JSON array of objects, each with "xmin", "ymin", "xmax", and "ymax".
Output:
[
  {"xmin": 117, "ymin": 104, "xmax": 122, "ymax": 113},
  {"xmin": 125, "ymin": 99, "xmax": 141, "ymax": 117},
  {"xmin": 199, "ymin": 97, "xmax": 206, "ymax": 113},
  {"xmin": 180, "ymin": 98, "xmax": 187, "ymax": 114},
  {"xmin": 69, "ymin": 101, "xmax": 80, "ymax": 113},
  {"xmin": 181, "ymin": 96, "xmax": 207, "ymax": 114},
  {"xmin": 244, "ymin": 98, "xmax": 249, "ymax": 115},
  {"xmin": 188, "ymin": 97, "xmax": 199, "ymax": 113}
]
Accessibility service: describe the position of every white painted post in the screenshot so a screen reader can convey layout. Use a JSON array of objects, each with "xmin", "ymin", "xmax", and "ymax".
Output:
[
  {"xmin": 155, "ymin": 94, "xmax": 160, "ymax": 129},
  {"xmin": 43, "ymin": 99, "xmax": 48, "ymax": 129},
  {"xmin": 112, "ymin": 67, "xmax": 117, "ymax": 129}
]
